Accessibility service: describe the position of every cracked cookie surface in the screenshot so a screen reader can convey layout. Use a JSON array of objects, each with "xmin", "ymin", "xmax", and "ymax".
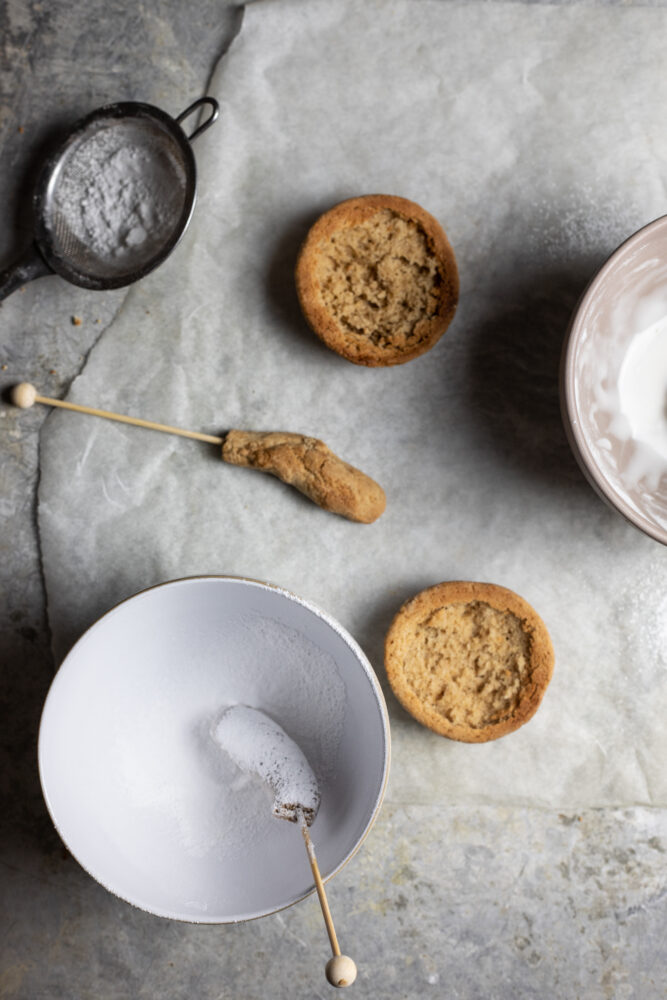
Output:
[
  {"xmin": 296, "ymin": 195, "xmax": 458, "ymax": 366},
  {"xmin": 385, "ymin": 581, "xmax": 555, "ymax": 742}
]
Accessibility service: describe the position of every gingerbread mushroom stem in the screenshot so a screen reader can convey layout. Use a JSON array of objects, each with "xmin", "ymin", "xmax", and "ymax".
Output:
[{"xmin": 10, "ymin": 383, "xmax": 386, "ymax": 522}]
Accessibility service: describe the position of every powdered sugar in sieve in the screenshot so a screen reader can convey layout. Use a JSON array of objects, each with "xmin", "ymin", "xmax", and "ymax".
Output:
[{"xmin": 46, "ymin": 117, "xmax": 189, "ymax": 280}]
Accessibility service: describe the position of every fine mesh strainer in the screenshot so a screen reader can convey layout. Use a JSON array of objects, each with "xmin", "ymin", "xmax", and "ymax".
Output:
[{"xmin": 0, "ymin": 97, "xmax": 218, "ymax": 301}]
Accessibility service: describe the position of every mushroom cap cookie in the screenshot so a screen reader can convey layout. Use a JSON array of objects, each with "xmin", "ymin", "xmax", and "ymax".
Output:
[
  {"xmin": 295, "ymin": 194, "xmax": 459, "ymax": 367},
  {"xmin": 385, "ymin": 581, "xmax": 555, "ymax": 743}
]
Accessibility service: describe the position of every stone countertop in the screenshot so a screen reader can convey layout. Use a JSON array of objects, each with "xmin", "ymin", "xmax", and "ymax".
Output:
[{"xmin": 1, "ymin": 3, "xmax": 665, "ymax": 999}]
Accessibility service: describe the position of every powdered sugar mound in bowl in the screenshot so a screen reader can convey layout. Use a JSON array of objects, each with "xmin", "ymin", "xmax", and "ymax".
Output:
[{"xmin": 113, "ymin": 611, "xmax": 344, "ymax": 863}]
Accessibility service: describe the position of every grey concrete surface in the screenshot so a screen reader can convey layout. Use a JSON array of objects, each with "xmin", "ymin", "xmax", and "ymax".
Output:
[{"xmin": 1, "ymin": 2, "xmax": 666, "ymax": 999}]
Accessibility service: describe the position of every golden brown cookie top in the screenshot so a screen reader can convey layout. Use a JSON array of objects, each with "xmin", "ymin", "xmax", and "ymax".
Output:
[
  {"xmin": 384, "ymin": 581, "xmax": 555, "ymax": 742},
  {"xmin": 295, "ymin": 195, "xmax": 459, "ymax": 367}
]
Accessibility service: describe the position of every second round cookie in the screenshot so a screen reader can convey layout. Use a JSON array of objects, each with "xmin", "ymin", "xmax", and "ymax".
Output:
[{"xmin": 385, "ymin": 581, "xmax": 555, "ymax": 743}]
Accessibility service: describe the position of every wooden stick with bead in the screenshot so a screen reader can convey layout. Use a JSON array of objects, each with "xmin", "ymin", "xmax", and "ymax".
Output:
[
  {"xmin": 301, "ymin": 817, "xmax": 357, "ymax": 988},
  {"xmin": 9, "ymin": 383, "xmax": 386, "ymax": 523},
  {"xmin": 10, "ymin": 382, "xmax": 223, "ymax": 445}
]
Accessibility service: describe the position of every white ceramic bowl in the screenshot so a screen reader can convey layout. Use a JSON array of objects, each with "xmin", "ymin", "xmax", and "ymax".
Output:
[
  {"xmin": 39, "ymin": 577, "xmax": 390, "ymax": 922},
  {"xmin": 561, "ymin": 215, "xmax": 667, "ymax": 545}
]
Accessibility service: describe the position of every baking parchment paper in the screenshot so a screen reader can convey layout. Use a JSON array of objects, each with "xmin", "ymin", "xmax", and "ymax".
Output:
[{"xmin": 39, "ymin": 0, "xmax": 667, "ymax": 807}]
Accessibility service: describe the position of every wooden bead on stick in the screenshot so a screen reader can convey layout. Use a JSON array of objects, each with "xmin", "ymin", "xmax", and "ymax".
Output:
[
  {"xmin": 301, "ymin": 819, "xmax": 357, "ymax": 987},
  {"xmin": 325, "ymin": 955, "xmax": 358, "ymax": 988},
  {"xmin": 11, "ymin": 382, "xmax": 37, "ymax": 408},
  {"xmin": 10, "ymin": 382, "xmax": 223, "ymax": 444}
]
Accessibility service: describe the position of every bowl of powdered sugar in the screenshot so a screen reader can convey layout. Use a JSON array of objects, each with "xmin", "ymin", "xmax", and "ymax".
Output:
[{"xmin": 38, "ymin": 577, "xmax": 390, "ymax": 922}]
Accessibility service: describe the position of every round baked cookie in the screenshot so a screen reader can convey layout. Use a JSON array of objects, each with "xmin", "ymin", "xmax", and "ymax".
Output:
[
  {"xmin": 384, "ymin": 581, "xmax": 555, "ymax": 743},
  {"xmin": 295, "ymin": 194, "xmax": 459, "ymax": 367}
]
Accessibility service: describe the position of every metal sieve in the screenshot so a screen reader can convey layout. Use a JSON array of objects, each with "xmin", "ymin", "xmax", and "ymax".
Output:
[{"xmin": 0, "ymin": 96, "xmax": 218, "ymax": 301}]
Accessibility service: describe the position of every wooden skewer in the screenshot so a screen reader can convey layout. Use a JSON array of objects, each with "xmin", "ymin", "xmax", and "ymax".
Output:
[
  {"xmin": 301, "ymin": 817, "xmax": 357, "ymax": 989},
  {"xmin": 10, "ymin": 382, "xmax": 223, "ymax": 445}
]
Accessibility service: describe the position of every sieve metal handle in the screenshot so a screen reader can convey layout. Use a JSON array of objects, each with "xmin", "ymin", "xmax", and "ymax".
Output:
[
  {"xmin": 0, "ymin": 244, "xmax": 51, "ymax": 303},
  {"xmin": 176, "ymin": 97, "xmax": 219, "ymax": 143}
]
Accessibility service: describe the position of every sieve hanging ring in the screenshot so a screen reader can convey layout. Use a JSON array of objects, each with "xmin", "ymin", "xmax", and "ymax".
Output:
[{"xmin": 176, "ymin": 97, "xmax": 219, "ymax": 142}]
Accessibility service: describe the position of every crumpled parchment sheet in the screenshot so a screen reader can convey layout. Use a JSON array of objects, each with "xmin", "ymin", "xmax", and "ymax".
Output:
[{"xmin": 38, "ymin": 0, "xmax": 667, "ymax": 807}]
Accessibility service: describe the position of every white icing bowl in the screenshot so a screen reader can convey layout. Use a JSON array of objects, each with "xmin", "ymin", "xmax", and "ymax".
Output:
[
  {"xmin": 38, "ymin": 577, "xmax": 390, "ymax": 922},
  {"xmin": 561, "ymin": 215, "xmax": 667, "ymax": 545}
]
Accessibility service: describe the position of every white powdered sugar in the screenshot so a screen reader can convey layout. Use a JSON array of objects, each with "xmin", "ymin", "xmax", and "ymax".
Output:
[
  {"xmin": 213, "ymin": 705, "xmax": 321, "ymax": 825},
  {"xmin": 112, "ymin": 612, "xmax": 346, "ymax": 862},
  {"xmin": 53, "ymin": 121, "xmax": 186, "ymax": 266}
]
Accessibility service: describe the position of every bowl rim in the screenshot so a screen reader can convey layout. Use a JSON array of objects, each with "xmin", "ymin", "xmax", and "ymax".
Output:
[
  {"xmin": 38, "ymin": 574, "xmax": 392, "ymax": 924},
  {"xmin": 560, "ymin": 213, "xmax": 667, "ymax": 546}
]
